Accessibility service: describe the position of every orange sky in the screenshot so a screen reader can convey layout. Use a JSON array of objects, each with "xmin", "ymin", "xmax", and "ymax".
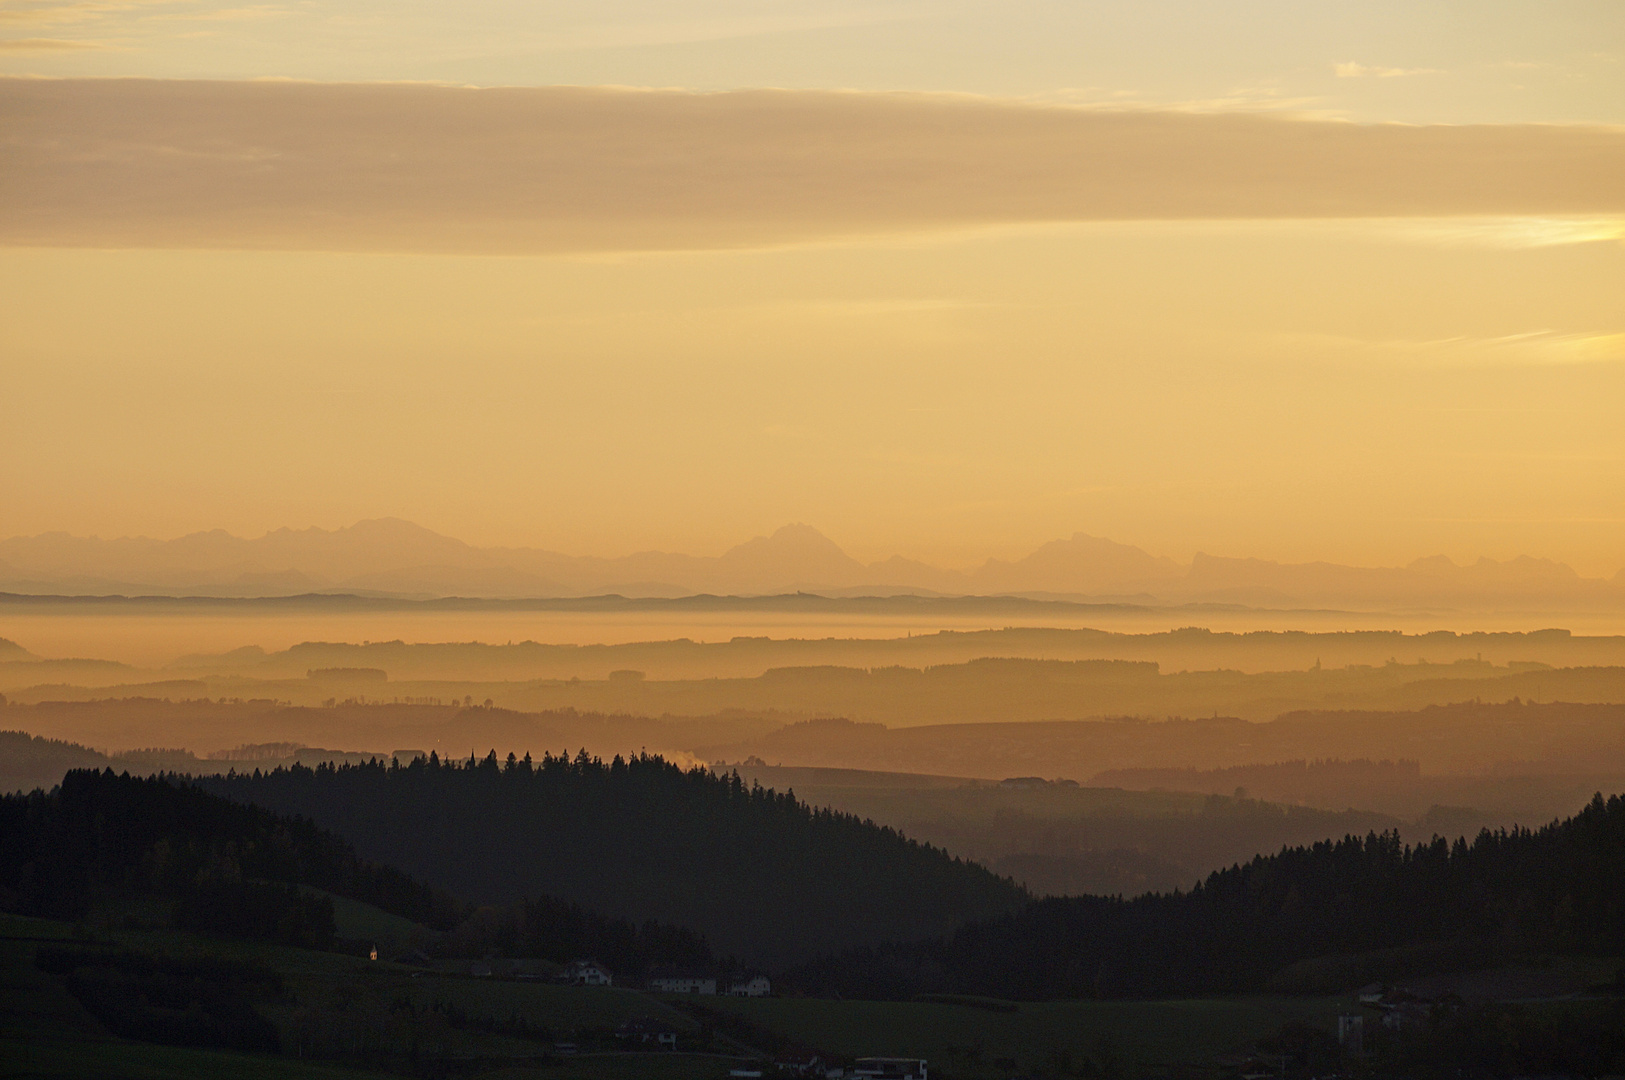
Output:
[{"xmin": 2, "ymin": 6, "xmax": 1622, "ymax": 575}]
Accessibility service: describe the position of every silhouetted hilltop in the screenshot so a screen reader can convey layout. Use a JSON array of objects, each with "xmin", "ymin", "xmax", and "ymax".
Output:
[
  {"xmin": 145, "ymin": 624, "xmax": 1625, "ymax": 683},
  {"xmin": 698, "ymin": 700, "xmax": 1625, "ymax": 779},
  {"xmin": 198, "ymin": 752, "xmax": 1028, "ymax": 966},
  {"xmin": 20, "ymin": 644, "xmax": 1625, "ymax": 732},
  {"xmin": 10, "ymin": 698, "xmax": 1625, "ymax": 821},
  {"xmin": 0, "ymin": 769, "xmax": 452, "ymax": 944},
  {"xmin": 0, "ymin": 768, "xmax": 722, "ymax": 984},
  {"xmin": 3, "ymin": 725, "xmax": 1561, "ymax": 900},
  {"xmin": 793, "ymin": 792, "xmax": 1625, "ymax": 1000},
  {"xmin": 969, "ymin": 532, "xmax": 1183, "ymax": 595},
  {"xmin": 0, "ymin": 728, "xmax": 415, "ymax": 795},
  {"xmin": 1095, "ymin": 757, "xmax": 1423, "ymax": 796},
  {"xmin": 0, "ymin": 729, "xmax": 119, "ymax": 793}
]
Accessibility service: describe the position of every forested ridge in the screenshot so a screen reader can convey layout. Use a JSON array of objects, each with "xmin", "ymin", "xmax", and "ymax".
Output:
[
  {"xmin": 0, "ymin": 768, "xmax": 720, "ymax": 980},
  {"xmin": 791, "ymin": 792, "xmax": 1625, "ymax": 1000},
  {"xmin": 10, "ymin": 759, "xmax": 1621, "ymax": 1013},
  {"xmin": 0, "ymin": 769, "xmax": 452, "ymax": 945},
  {"xmin": 198, "ymin": 750, "xmax": 1028, "ymax": 965}
]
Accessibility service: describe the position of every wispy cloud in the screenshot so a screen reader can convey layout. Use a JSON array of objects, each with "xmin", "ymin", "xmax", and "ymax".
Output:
[
  {"xmin": 0, "ymin": 35, "xmax": 105, "ymax": 49},
  {"xmin": 1284, "ymin": 330, "xmax": 1625, "ymax": 368},
  {"xmin": 1402, "ymin": 217, "xmax": 1625, "ymax": 248},
  {"xmin": 0, "ymin": 0, "xmax": 919, "ymax": 47},
  {"xmin": 147, "ymin": 5, "xmax": 288, "ymax": 22},
  {"xmin": 1025, "ymin": 85, "xmax": 1328, "ymax": 115},
  {"xmin": 499, "ymin": 3, "xmax": 925, "ymax": 54},
  {"xmin": 0, "ymin": 0, "xmax": 184, "ymax": 26},
  {"xmin": 1335, "ymin": 62, "xmax": 1441, "ymax": 79},
  {"xmin": 3, "ymin": 80, "xmax": 1622, "ymax": 254}
]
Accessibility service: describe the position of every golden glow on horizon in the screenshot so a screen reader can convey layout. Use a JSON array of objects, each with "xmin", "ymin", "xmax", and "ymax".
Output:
[
  {"xmin": 4, "ymin": 213, "xmax": 1622, "ymax": 574},
  {"xmin": 2, "ymin": 3, "xmax": 1621, "ymax": 579}
]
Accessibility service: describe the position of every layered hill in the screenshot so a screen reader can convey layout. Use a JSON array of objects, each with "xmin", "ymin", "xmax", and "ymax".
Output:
[
  {"xmin": 0, "ymin": 768, "xmax": 722, "ymax": 991},
  {"xmin": 795, "ymin": 792, "xmax": 1625, "ymax": 1001},
  {"xmin": 9, "ymin": 696, "xmax": 1625, "ymax": 824},
  {"xmin": 0, "ymin": 769, "xmax": 450, "ymax": 943},
  {"xmin": 197, "ymin": 752, "xmax": 1028, "ymax": 966}
]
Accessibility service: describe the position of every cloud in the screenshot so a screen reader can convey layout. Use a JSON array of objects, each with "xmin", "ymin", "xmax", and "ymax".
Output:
[
  {"xmin": 1031, "ymin": 84, "xmax": 1328, "ymax": 115},
  {"xmin": 150, "ymin": 5, "xmax": 289, "ymax": 22},
  {"xmin": 1279, "ymin": 330, "xmax": 1625, "ymax": 368},
  {"xmin": 495, "ymin": 3, "xmax": 923, "ymax": 54},
  {"xmin": 1, "ymin": 79, "xmax": 1622, "ymax": 254},
  {"xmin": 1335, "ymin": 62, "xmax": 1440, "ymax": 79},
  {"xmin": 0, "ymin": 0, "xmax": 183, "ymax": 26},
  {"xmin": 1402, "ymin": 216, "xmax": 1625, "ymax": 248},
  {"xmin": 0, "ymin": 35, "xmax": 107, "ymax": 49}
]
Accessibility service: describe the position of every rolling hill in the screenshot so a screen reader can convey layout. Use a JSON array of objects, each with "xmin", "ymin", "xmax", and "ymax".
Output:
[{"xmin": 197, "ymin": 752, "xmax": 1028, "ymax": 966}]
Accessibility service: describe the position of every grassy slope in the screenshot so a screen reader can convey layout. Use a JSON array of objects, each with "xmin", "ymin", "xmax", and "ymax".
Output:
[
  {"xmin": 0, "ymin": 911, "xmax": 720, "ymax": 1078},
  {"xmin": 12, "ymin": 915, "xmax": 1613, "ymax": 1080},
  {"xmin": 694, "ymin": 994, "xmax": 1359, "ymax": 1077},
  {"xmin": 0, "ymin": 906, "xmax": 1374, "ymax": 1080},
  {"xmin": 308, "ymin": 887, "xmax": 434, "ymax": 948},
  {"xmin": 0, "ymin": 1041, "xmax": 393, "ymax": 1080}
]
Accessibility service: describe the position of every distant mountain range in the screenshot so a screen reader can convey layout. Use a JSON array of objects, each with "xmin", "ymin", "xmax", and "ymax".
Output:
[{"xmin": 1, "ymin": 519, "xmax": 1621, "ymax": 612}]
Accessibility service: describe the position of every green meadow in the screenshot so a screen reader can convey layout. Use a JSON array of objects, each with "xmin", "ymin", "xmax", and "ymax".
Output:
[{"xmin": 0, "ymin": 903, "xmax": 1370, "ymax": 1080}]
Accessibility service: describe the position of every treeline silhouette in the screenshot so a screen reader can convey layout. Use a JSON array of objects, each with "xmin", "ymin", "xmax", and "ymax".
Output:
[
  {"xmin": 700, "ymin": 701, "xmax": 1625, "ymax": 781},
  {"xmin": 0, "ymin": 769, "xmax": 721, "ymax": 980},
  {"xmin": 1094, "ymin": 753, "xmax": 1622, "ymax": 825},
  {"xmin": 14, "ymin": 696, "xmax": 1625, "ymax": 796},
  {"xmin": 1092, "ymin": 757, "xmax": 1423, "ymax": 801},
  {"xmin": 73, "ymin": 625, "xmax": 1625, "ymax": 684},
  {"xmin": 442, "ymin": 894, "xmax": 715, "ymax": 980},
  {"xmin": 0, "ymin": 770, "xmax": 455, "ymax": 944},
  {"xmin": 197, "ymin": 751, "xmax": 1027, "ymax": 965},
  {"xmin": 788, "ymin": 792, "xmax": 1625, "ymax": 1000}
]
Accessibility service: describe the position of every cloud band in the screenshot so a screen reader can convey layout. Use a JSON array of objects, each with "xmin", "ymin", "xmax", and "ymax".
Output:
[{"xmin": 3, "ymin": 79, "xmax": 1623, "ymax": 253}]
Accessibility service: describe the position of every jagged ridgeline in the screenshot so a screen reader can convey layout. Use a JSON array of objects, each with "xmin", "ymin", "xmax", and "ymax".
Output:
[
  {"xmin": 198, "ymin": 752, "xmax": 1028, "ymax": 965},
  {"xmin": 795, "ymin": 793, "xmax": 1625, "ymax": 1000}
]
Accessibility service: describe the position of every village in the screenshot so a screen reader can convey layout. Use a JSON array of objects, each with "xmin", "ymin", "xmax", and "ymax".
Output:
[
  {"xmin": 368, "ymin": 952, "xmax": 932, "ymax": 1078},
  {"xmin": 371, "ymin": 946, "xmax": 1602, "ymax": 1080}
]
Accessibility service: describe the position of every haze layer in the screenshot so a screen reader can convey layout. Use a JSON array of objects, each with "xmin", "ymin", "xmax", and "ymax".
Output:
[{"xmin": 3, "ymin": 2, "xmax": 1622, "ymax": 572}]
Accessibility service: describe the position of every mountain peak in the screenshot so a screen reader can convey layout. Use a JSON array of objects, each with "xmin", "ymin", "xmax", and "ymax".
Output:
[
  {"xmin": 971, "ymin": 532, "xmax": 1182, "ymax": 594},
  {"xmin": 346, "ymin": 517, "xmax": 448, "ymax": 536},
  {"xmin": 770, "ymin": 522, "xmax": 843, "ymax": 547},
  {"xmin": 723, "ymin": 523, "xmax": 847, "ymax": 556},
  {"xmin": 0, "ymin": 520, "xmax": 1616, "ymax": 607},
  {"xmin": 258, "ymin": 517, "xmax": 455, "ymax": 542},
  {"xmin": 716, "ymin": 524, "xmax": 865, "ymax": 588}
]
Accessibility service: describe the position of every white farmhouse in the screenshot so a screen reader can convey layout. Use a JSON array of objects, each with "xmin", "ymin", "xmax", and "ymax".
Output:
[
  {"xmin": 567, "ymin": 959, "xmax": 613, "ymax": 986},
  {"xmin": 648, "ymin": 968, "xmax": 717, "ymax": 994},
  {"xmin": 727, "ymin": 974, "xmax": 772, "ymax": 997}
]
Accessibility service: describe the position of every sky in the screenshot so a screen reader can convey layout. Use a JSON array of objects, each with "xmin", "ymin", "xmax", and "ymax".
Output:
[
  {"xmin": 2, "ymin": 2, "xmax": 1623, "ymax": 574},
  {"xmin": 4, "ymin": 1, "xmax": 1622, "ymax": 125}
]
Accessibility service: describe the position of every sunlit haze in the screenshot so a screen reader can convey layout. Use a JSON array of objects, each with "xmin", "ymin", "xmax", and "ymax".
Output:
[
  {"xmin": 4, "ymin": 3, "xmax": 1623, "ymax": 573},
  {"xmin": 5, "ymin": 7, "xmax": 1625, "ymax": 1069}
]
